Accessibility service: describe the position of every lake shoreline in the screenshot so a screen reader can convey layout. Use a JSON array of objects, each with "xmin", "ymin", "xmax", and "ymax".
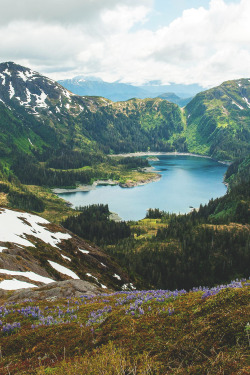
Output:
[
  {"xmin": 110, "ymin": 151, "xmax": 232, "ymax": 165},
  {"xmin": 52, "ymin": 152, "xmax": 229, "ymax": 195},
  {"xmin": 53, "ymin": 174, "xmax": 161, "ymax": 194}
]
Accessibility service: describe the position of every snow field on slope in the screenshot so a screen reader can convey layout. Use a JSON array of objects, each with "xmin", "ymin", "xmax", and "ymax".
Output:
[
  {"xmin": 0, "ymin": 269, "xmax": 55, "ymax": 284},
  {"xmin": 0, "ymin": 278, "xmax": 38, "ymax": 290},
  {"xmin": 0, "ymin": 208, "xmax": 71, "ymax": 248},
  {"xmin": 48, "ymin": 260, "xmax": 79, "ymax": 279}
]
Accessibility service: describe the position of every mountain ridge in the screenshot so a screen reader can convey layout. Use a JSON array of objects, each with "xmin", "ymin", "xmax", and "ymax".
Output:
[{"xmin": 58, "ymin": 75, "xmax": 203, "ymax": 102}]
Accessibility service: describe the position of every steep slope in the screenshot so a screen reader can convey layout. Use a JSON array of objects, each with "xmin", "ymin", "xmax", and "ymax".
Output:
[
  {"xmin": 185, "ymin": 79, "xmax": 250, "ymax": 159},
  {"xmin": 0, "ymin": 207, "xmax": 131, "ymax": 291},
  {"xmin": 0, "ymin": 62, "xmax": 184, "ymax": 157}
]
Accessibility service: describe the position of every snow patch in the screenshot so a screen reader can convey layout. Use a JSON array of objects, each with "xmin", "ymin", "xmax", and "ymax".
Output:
[
  {"xmin": 34, "ymin": 90, "xmax": 48, "ymax": 108},
  {"xmin": 86, "ymin": 273, "xmax": 98, "ymax": 282},
  {"xmin": 0, "ymin": 73, "xmax": 6, "ymax": 85},
  {"xmin": 24, "ymin": 70, "xmax": 35, "ymax": 79},
  {"xmin": 113, "ymin": 273, "xmax": 121, "ymax": 280},
  {"xmin": 122, "ymin": 283, "xmax": 136, "ymax": 290},
  {"xmin": 101, "ymin": 284, "xmax": 107, "ymax": 289},
  {"xmin": 17, "ymin": 71, "xmax": 28, "ymax": 82},
  {"xmin": 100, "ymin": 262, "xmax": 107, "ymax": 267},
  {"xmin": 65, "ymin": 103, "xmax": 70, "ymax": 110},
  {"xmin": 3, "ymin": 68, "xmax": 11, "ymax": 76},
  {"xmin": 242, "ymin": 97, "xmax": 250, "ymax": 108},
  {"xmin": 9, "ymin": 82, "xmax": 15, "ymax": 99},
  {"xmin": 28, "ymin": 138, "xmax": 33, "ymax": 146},
  {"xmin": 0, "ymin": 269, "xmax": 55, "ymax": 284},
  {"xmin": 0, "ymin": 246, "xmax": 8, "ymax": 252},
  {"xmin": 25, "ymin": 88, "xmax": 31, "ymax": 103},
  {"xmin": 48, "ymin": 260, "xmax": 79, "ymax": 279},
  {"xmin": 232, "ymin": 100, "xmax": 244, "ymax": 110},
  {"xmin": 62, "ymin": 89, "xmax": 72, "ymax": 101},
  {"xmin": 79, "ymin": 249, "xmax": 89, "ymax": 254},
  {"xmin": 0, "ymin": 278, "xmax": 37, "ymax": 290},
  {"xmin": 61, "ymin": 254, "xmax": 71, "ymax": 262},
  {"xmin": 55, "ymin": 106, "xmax": 60, "ymax": 113},
  {"xmin": 0, "ymin": 208, "xmax": 71, "ymax": 248}
]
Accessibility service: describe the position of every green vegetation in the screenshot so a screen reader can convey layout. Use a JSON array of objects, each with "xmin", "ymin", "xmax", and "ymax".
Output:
[
  {"xmin": 8, "ymin": 189, "xmax": 45, "ymax": 212},
  {"xmin": 61, "ymin": 204, "xmax": 131, "ymax": 246},
  {"xmin": 185, "ymin": 79, "xmax": 250, "ymax": 160},
  {"xmin": 102, "ymin": 157, "xmax": 250, "ymax": 290},
  {"xmin": 0, "ymin": 65, "xmax": 250, "ymax": 374},
  {"xmin": 0, "ymin": 282, "xmax": 249, "ymax": 374}
]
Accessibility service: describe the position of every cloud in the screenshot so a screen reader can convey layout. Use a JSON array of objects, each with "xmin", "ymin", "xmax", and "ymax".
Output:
[
  {"xmin": 0, "ymin": 0, "xmax": 152, "ymax": 25},
  {"xmin": 0, "ymin": 0, "xmax": 249, "ymax": 87}
]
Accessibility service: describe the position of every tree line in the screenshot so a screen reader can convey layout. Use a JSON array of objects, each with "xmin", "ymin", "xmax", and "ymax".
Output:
[{"xmin": 61, "ymin": 204, "xmax": 131, "ymax": 246}]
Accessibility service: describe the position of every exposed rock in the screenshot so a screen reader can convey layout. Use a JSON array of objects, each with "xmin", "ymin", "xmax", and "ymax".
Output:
[{"xmin": 0, "ymin": 279, "xmax": 104, "ymax": 302}]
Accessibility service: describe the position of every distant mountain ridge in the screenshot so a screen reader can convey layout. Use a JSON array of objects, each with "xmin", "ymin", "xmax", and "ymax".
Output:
[
  {"xmin": 58, "ymin": 75, "xmax": 203, "ymax": 103},
  {"xmin": 157, "ymin": 92, "xmax": 193, "ymax": 107}
]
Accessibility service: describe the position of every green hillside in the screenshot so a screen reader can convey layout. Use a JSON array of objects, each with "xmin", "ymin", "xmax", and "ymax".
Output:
[{"xmin": 185, "ymin": 79, "xmax": 250, "ymax": 160}]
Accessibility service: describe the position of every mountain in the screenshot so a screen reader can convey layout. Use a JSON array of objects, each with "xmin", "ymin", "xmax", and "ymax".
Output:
[
  {"xmin": 185, "ymin": 79, "xmax": 250, "ymax": 160},
  {"xmin": 0, "ymin": 206, "xmax": 131, "ymax": 292},
  {"xmin": 140, "ymin": 81, "xmax": 204, "ymax": 98},
  {"xmin": 0, "ymin": 61, "xmax": 249, "ymax": 188},
  {"xmin": 157, "ymin": 92, "xmax": 193, "ymax": 107},
  {"xmin": 58, "ymin": 75, "xmax": 204, "ymax": 102},
  {"xmin": 0, "ymin": 62, "xmax": 184, "ymax": 155},
  {"xmin": 58, "ymin": 76, "xmax": 150, "ymax": 102}
]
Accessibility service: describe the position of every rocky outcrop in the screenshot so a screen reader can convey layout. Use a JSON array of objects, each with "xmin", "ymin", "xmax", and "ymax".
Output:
[{"xmin": 0, "ymin": 279, "xmax": 104, "ymax": 302}]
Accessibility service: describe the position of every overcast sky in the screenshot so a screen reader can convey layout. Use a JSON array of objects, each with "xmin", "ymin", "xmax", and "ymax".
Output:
[{"xmin": 0, "ymin": 0, "xmax": 249, "ymax": 87}]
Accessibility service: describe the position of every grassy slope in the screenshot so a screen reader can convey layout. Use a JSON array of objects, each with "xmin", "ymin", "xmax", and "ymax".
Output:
[{"xmin": 0, "ymin": 282, "xmax": 249, "ymax": 374}]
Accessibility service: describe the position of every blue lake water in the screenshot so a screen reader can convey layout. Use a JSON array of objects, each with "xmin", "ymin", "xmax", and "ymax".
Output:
[{"xmin": 58, "ymin": 155, "xmax": 228, "ymax": 221}]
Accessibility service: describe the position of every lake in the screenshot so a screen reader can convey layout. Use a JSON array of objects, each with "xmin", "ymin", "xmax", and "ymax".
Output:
[{"xmin": 57, "ymin": 155, "xmax": 228, "ymax": 221}]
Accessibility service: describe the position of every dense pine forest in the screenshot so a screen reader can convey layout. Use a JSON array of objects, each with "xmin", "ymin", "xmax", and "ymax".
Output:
[{"xmin": 62, "ymin": 204, "xmax": 131, "ymax": 246}]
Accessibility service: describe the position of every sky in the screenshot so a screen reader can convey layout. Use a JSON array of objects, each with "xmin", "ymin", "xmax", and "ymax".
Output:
[{"xmin": 0, "ymin": 0, "xmax": 249, "ymax": 87}]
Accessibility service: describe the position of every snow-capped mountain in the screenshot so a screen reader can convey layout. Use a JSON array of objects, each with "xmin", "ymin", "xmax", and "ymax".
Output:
[{"xmin": 0, "ymin": 61, "xmax": 111, "ymax": 120}]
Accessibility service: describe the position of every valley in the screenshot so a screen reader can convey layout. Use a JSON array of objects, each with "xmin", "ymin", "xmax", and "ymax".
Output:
[{"xmin": 0, "ymin": 61, "xmax": 249, "ymax": 374}]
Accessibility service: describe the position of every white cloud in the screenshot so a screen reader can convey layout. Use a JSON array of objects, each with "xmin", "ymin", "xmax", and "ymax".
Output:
[
  {"xmin": 0, "ymin": 0, "xmax": 249, "ymax": 86},
  {"xmin": 0, "ymin": 0, "xmax": 152, "ymax": 25}
]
